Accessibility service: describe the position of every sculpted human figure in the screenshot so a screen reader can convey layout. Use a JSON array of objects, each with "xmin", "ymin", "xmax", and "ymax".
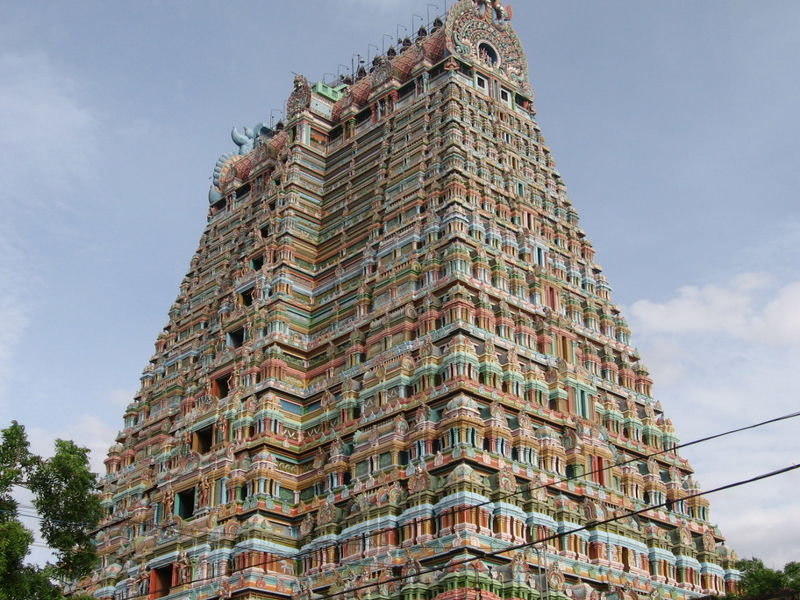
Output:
[
  {"xmin": 176, "ymin": 552, "xmax": 191, "ymax": 584},
  {"xmin": 136, "ymin": 568, "xmax": 150, "ymax": 594},
  {"xmin": 163, "ymin": 487, "xmax": 175, "ymax": 517},
  {"xmin": 198, "ymin": 474, "xmax": 211, "ymax": 507}
]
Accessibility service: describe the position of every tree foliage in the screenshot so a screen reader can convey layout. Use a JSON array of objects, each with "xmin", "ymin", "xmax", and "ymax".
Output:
[
  {"xmin": 735, "ymin": 558, "xmax": 800, "ymax": 597},
  {"xmin": 0, "ymin": 421, "xmax": 102, "ymax": 599}
]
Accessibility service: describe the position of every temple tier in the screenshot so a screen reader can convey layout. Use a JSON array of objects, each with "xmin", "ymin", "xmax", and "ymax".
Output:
[{"xmin": 78, "ymin": 2, "xmax": 739, "ymax": 599}]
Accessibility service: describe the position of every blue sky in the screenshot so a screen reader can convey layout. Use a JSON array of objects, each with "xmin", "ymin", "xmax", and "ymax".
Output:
[{"xmin": 1, "ymin": 1, "xmax": 798, "ymax": 568}]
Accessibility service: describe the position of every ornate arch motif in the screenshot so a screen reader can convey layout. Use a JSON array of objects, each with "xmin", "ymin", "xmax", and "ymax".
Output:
[
  {"xmin": 547, "ymin": 561, "xmax": 566, "ymax": 592},
  {"xmin": 445, "ymin": 0, "xmax": 532, "ymax": 95},
  {"xmin": 498, "ymin": 463, "xmax": 517, "ymax": 492}
]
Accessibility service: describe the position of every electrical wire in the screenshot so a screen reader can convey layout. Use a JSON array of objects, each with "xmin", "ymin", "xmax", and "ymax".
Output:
[
  {"xmin": 121, "ymin": 460, "xmax": 800, "ymax": 600},
  {"xmin": 15, "ymin": 409, "xmax": 800, "ymax": 580},
  {"xmin": 316, "ymin": 462, "xmax": 800, "ymax": 600},
  {"xmin": 78, "ymin": 408, "xmax": 800, "ymax": 570},
  {"xmin": 102, "ymin": 411, "xmax": 799, "ymax": 599}
]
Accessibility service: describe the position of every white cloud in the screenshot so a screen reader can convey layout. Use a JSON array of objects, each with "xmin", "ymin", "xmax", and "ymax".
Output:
[
  {"xmin": 28, "ymin": 414, "xmax": 117, "ymax": 475},
  {"xmin": 630, "ymin": 272, "xmax": 800, "ymax": 345},
  {"xmin": 628, "ymin": 273, "xmax": 800, "ymax": 568},
  {"xmin": 753, "ymin": 281, "xmax": 800, "ymax": 343},
  {"xmin": 628, "ymin": 273, "xmax": 768, "ymax": 336},
  {"xmin": 0, "ymin": 51, "xmax": 100, "ymax": 415},
  {"xmin": 0, "ymin": 52, "xmax": 99, "ymax": 202},
  {"xmin": 0, "ymin": 224, "xmax": 31, "ymax": 410},
  {"xmin": 106, "ymin": 388, "xmax": 135, "ymax": 410},
  {"xmin": 13, "ymin": 412, "xmax": 117, "ymax": 568},
  {"xmin": 0, "ymin": 283, "xmax": 28, "ymax": 403}
]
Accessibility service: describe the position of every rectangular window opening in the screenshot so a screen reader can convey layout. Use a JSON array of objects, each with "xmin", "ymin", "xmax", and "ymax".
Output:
[
  {"xmin": 153, "ymin": 564, "xmax": 173, "ymax": 598},
  {"xmin": 241, "ymin": 289, "xmax": 254, "ymax": 307},
  {"xmin": 177, "ymin": 487, "xmax": 196, "ymax": 519},
  {"xmin": 210, "ymin": 198, "xmax": 226, "ymax": 215},
  {"xmin": 228, "ymin": 327, "xmax": 245, "ymax": 348},
  {"xmin": 213, "ymin": 374, "xmax": 230, "ymax": 399},
  {"xmin": 193, "ymin": 425, "xmax": 213, "ymax": 454}
]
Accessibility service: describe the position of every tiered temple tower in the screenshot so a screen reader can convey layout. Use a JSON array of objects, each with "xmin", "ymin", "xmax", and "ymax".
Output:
[{"xmin": 79, "ymin": 2, "xmax": 740, "ymax": 599}]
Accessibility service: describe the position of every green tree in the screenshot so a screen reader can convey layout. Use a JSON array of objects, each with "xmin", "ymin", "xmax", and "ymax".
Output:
[
  {"xmin": 785, "ymin": 562, "xmax": 800, "ymax": 590},
  {"xmin": 735, "ymin": 557, "xmax": 800, "ymax": 597},
  {"xmin": 0, "ymin": 421, "xmax": 102, "ymax": 599}
]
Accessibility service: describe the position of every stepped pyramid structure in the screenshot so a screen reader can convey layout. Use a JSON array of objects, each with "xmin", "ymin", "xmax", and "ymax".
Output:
[{"xmin": 80, "ymin": 2, "xmax": 740, "ymax": 599}]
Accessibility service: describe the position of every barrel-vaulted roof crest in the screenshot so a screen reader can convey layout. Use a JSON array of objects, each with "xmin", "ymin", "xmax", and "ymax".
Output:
[{"xmin": 445, "ymin": 0, "xmax": 531, "ymax": 95}]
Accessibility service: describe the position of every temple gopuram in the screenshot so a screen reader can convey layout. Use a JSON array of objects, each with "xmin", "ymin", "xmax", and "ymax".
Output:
[{"xmin": 77, "ymin": 2, "xmax": 740, "ymax": 599}]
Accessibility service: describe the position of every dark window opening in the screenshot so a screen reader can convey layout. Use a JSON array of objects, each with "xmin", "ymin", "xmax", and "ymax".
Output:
[
  {"xmin": 241, "ymin": 289, "xmax": 254, "ymax": 307},
  {"xmin": 153, "ymin": 564, "xmax": 173, "ymax": 598},
  {"xmin": 228, "ymin": 327, "xmax": 245, "ymax": 348},
  {"xmin": 478, "ymin": 43, "xmax": 498, "ymax": 66},
  {"xmin": 399, "ymin": 451, "xmax": 409, "ymax": 466},
  {"xmin": 235, "ymin": 183, "xmax": 250, "ymax": 198},
  {"xmin": 177, "ymin": 487, "xmax": 195, "ymax": 519},
  {"xmin": 251, "ymin": 255, "xmax": 264, "ymax": 270},
  {"xmin": 260, "ymin": 225, "xmax": 270, "ymax": 238},
  {"xmin": 397, "ymin": 81, "xmax": 416, "ymax": 101},
  {"xmin": 210, "ymin": 198, "xmax": 226, "ymax": 215},
  {"xmin": 194, "ymin": 425, "xmax": 213, "ymax": 454},
  {"xmin": 214, "ymin": 375, "xmax": 230, "ymax": 399},
  {"xmin": 355, "ymin": 108, "xmax": 371, "ymax": 125},
  {"xmin": 429, "ymin": 64, "xmax": 444, "ymax": 79}
]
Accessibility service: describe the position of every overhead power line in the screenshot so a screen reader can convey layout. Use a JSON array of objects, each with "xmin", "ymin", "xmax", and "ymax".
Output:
[
  {"xmin": 14, "ymin": 410, "xmax": 800, "ymax": 576},
  {"xmin": 85, "ymin": 409, "xmax": 800, "ymax": 570},
  {"xmin": 316, "ymin": 462, "xmax": 800, "ymax": 600},
  {"xmin": 106, "ymin": 410, "xmax": 799, "ymax": 600}
]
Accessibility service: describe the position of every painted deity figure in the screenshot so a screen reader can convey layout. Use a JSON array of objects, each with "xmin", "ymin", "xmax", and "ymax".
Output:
[
  {"xmin": 135, "ymin": 569, "xmax": 149, "ymax": 595},
  {"xmin": 511, "ymin": 551, "xmax": 527, "ymax": 581},
  {"xmin": 518, "ymin": 411, "xmax": 532, "ymax": 432},
  {"xmin": 415, "ymin": 402, "xmax": 431, "ymax": 424},
  {"xmin": 176, "ymin": 552, "xmax": 191, "ymax": 584},
  {"xmin": 198, "ymin": 474, "xmax": 211, "ymax": 507},
  {"xmin": 163, "ymin": 487, "xmax": 175, "ymax": 518}
]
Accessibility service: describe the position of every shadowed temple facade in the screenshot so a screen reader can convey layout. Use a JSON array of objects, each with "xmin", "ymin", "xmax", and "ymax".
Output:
[{"xmin": 78, "ymin": 2, "xmax": 740, "ymax": 599}]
